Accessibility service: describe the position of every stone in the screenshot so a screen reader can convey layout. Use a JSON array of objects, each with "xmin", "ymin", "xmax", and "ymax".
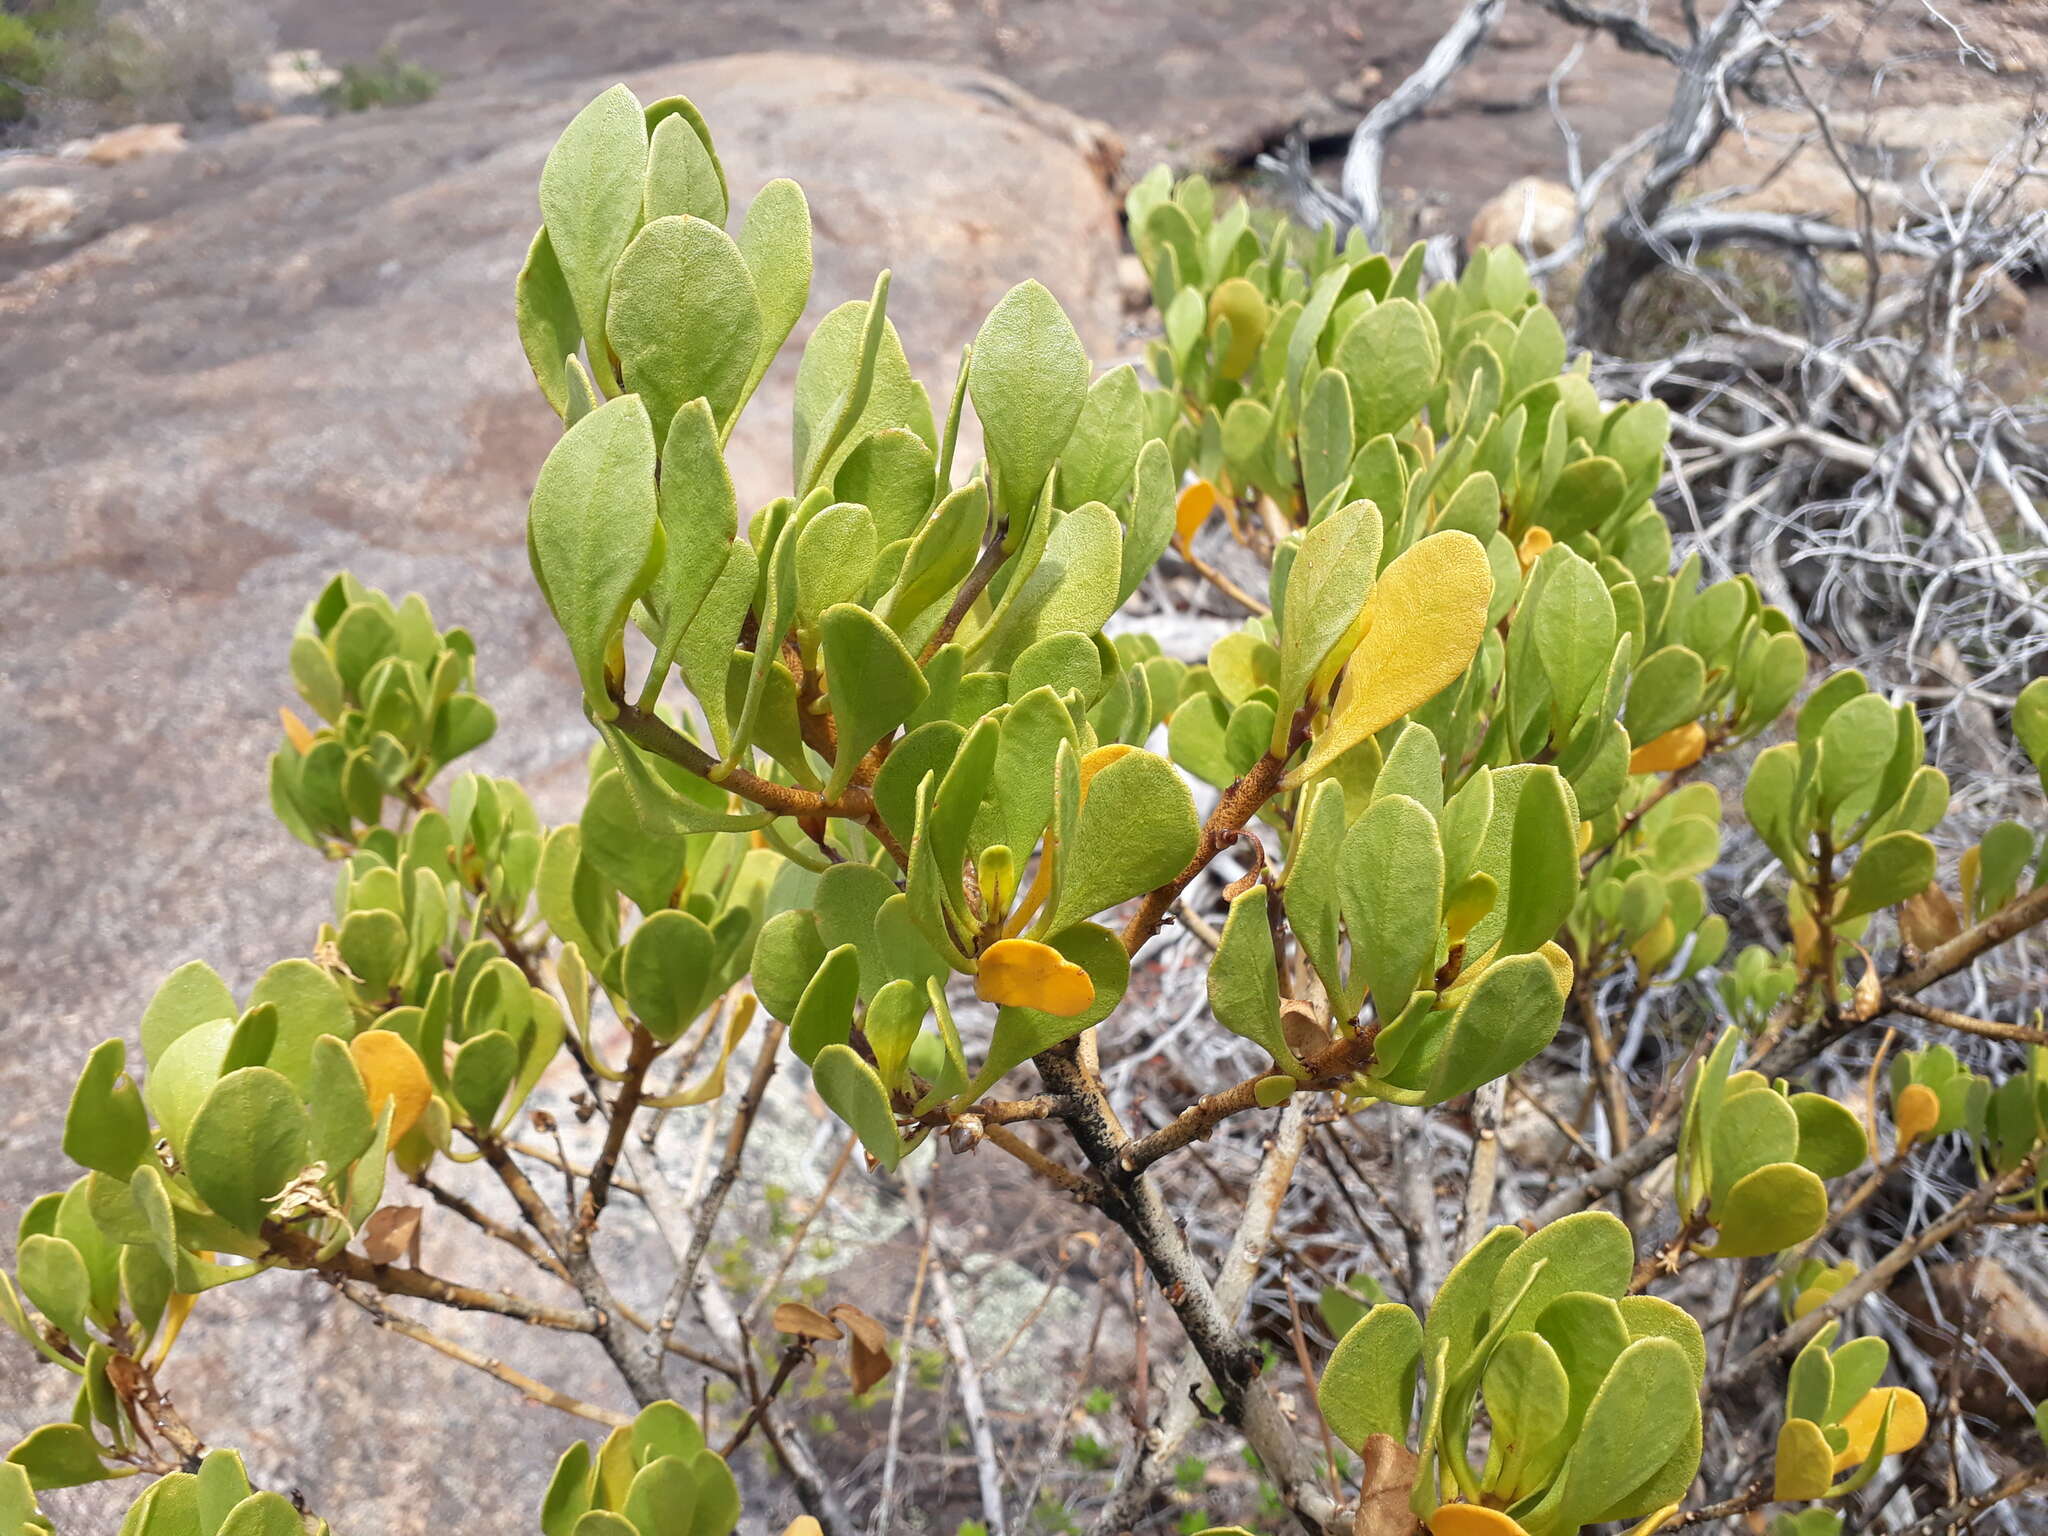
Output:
[
  {"xmin": 1964, "ymin": 266, "xmax": 2030, "ymax": 336},
  {"xmin": 1468, "ymin": 176, "xmax": 1576, "ymax": 257},
  {"xmin": 0, "ymin": 186, "xmax": 81, "ymax": 243},
  {"xmin": 75, "ymin": 121, "xmax": 189, "ymax": 167},
  {"xmin": 0, "ymin": 50, "xmax": 1120, "ymax": 1532},
  {"xmin": 1894, "ymin": 1257, "xmax": 2048, "ymax": 1424}
]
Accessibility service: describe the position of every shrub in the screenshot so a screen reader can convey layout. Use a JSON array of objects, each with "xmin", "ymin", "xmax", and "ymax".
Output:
[
  {"xmin": 321, "ymin": 47, "xmax": 436, "ymax": 114},
  {"xmin": 5, "ymin": 79, "xmax": 2048, "ymax": 1536}
]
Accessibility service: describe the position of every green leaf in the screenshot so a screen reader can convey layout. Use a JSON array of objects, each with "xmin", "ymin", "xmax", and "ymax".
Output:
[
  {"xmin": 794, "ymin": 501, "xmax": 879, "ymax": 629},
  {"xmin": 217, "ymin": 1492, "xmax": 308, "ymax": 1536},
  {"xmin": 622, "ymin": 1456, "xmax": 697, "ymax": 1536},
  {"xmin": 183, "ymin": 1067, "xmax": 311, "ymax": 1235},
  {"xmin": 528, "ymin": 395, "xmax": 663, "ymax": 720},
  {"xmin": 1334, "ymin": 298, "xmax": 1438, "ymax": 438},
  {"xmin": 1496, "ymin": 766, "xmax": 1578, "ymax": 958},
  {"xmin": 1061, "ymin": 364, "xmax": 1144, "ymax": 507},
  {"xmin": 1050, "ymin": 749, "xmax": 1197, "ymax": 931},
  {"xmin": 1275, "ymin": 497, "xmax": 1381, "ymax": 725},
  {"xmin": 607, "ymin": 215, "xmax": 762, "ymax": 443},
  {"xmin": 6, "ymin": 1422, "xmax": 113, "ymax": 1491},
  {"xmin": 63, "ymin": 1040, "xmax": 151, "ymax": 1178},
  {"xmin": 450, "ymin": 1031, "xmax": 520, "ymax": 1130},
  {"xmin": 644, "ymin": 112, "xmax": 724, "ymax": 226},
  {"xmin": 141, "ymin": 960, "xmax": 236, "ymax": 1072},
  {"xmin": 970, "ymin": 280, "xmax": 1091, "ymax": 527},
  {"xmin": 1533, "ymin": 551, "xmax": 1617, "ymax": 723},
  {"xmin": 1774, "ymin": 1417, "xmax": 1835, "ymax": 1501},
  {"xmin": 790, "ymin": 944, "xmax": 862, "ymax": 1065},
  {"xmin": 1480, "ymin": 1330, "xmax": 1569, "ymax": 1501},
  {"xmin": 1557, "ymin": 1338, "xmax": 1697, "ymax": 1524},
  {"xmin": 1838, "ymin": 832, "xmax": 1936, "ymax": 921},
  {"xmin": 1817, "ymin": 692, "xmax": 1897, "ymax": 815},
  {"xmin": 883, "ymin": 480, "xmax": 988, "ymax": 634},
  {"xmin": 337, "ymin": 908, "xmax": 407, "ymax": 997},
  {"xmin": 1392, "ymin": 949, "xmax": 1567, "ymax": 1105},
  {"xmin": 1624, "ymin": 646, "xmax": 1705, "ymax": 744},
  {"xmin": 1790, "ymin": 1093, "xmax": 1867, "ymax": 1180},
  {"xmin": 624, "ymin": 910, "xmax": 717, "ymax": 1044},
  {"xmin": 1208, "ymin": 884, "xmax": 1304, "ymax": 1076},
  {"xmin": 516, "ymin": 226, "xmax": 582, "ymax": 419},
  {"xmin": 1487, "ymin": 1211, "xmax": 1634, "ymax": 1338},
  {"xmin": 812, "ymin": 1044, "xmax": 902, "ymax": 1171},
  {"xmin": 306, "ymin": 1035, "xmax": 375, "ymax": 1171},
  {"xmin": 579, "ymin": 768, "xmax": 687, "ymax": 915},
  {"xmin": 1422, "ymin": 1225, "xmax": 1523, "ymax": 1373},
  {"xmin": 641, "ymin": 399, "xmax": 738, "ymax": 707},
  {"xmin": 685, "ymin": 1448, "xmax": 740, "ymax": 1536},
  {"xmin": 791, "ymin": 282, "xmax": 930, "ymax": 494},
  {"xmin": 1700, "ymin": 1162, "xmax": 1828, "ymax": 1258},
  {"xmin": 819, "ymin": 604, "xmax": 929, "ymax": 799},
  {"xmin": 538, "ymin": 83, "xmax": 649, "ymax": 392},
  {"xmin": 16, "ymin": 1236, "xmax": 89, "ymax": 1341},
  {"xmin": 1318, "ymin": 1302, "xmax": 1422, "ymax": 1451},
  {"xmin": 1340, "ymin": 794, "xmax": 1443, "ymax": 1021},
  {"xmin": 1118, "ymin": 439, "xmax": 1176, "ymax": 608},
  {"xmin": 736, "ymin": 178, "xmax": 813, "ymax": 407}
]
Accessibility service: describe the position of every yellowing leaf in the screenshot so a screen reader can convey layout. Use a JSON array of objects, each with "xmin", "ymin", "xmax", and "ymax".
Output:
[
  {"xmin": 1834, "ymin": 1387, "xmax": 1927, "ymax": 1470},
  {"xmin": 1516, "ymin": 525, "xmax": 1553, "ymax": 571},
  {"xmin": 1774, "ymin": 1416, "xmax": 1836, "ymax": 1500},
  {"xmin": 975, "ymin": 938, "xmax": 1096, "ymax": 1018},
  {"xmin": 1079, "ymin": 743, "xmax": 1133, "ymax": 798},
  {"xmin": 347, "ymin": 1030, "xmax": 432, "ymax": 1143},
  {"xmin": 1176, "ymin": 479, "xmax": 1218, "ymax": 549},
  {"xmin": 1629, "ymin": 722, "xmax": 1706, "ymax": 775},
  {"xmin": 1894, "ymin": 1082, "xmax": 1941, "ymax": 1147},
  {"xmin": 1429, "ymin": 1506, "xmax": 1531, "ymax": 1536},
  {"xmin": 278, "ymin": 708, "xmax": 316, "ymax": 755},
  {"xmin": 1290, "ymin": 531, "xmax": 1492, "ymax": 786},
  {"xmin": 780, "ymin": 1523, "xmax": 823, "ymax": 1536}
]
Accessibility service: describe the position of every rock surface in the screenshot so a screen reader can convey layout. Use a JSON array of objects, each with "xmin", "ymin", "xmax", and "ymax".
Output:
[
  {"xmin": 0, "ymin": 185, "xmax": 81, "ymax": 242},
  {"xmin": 0, "ymin": 50, "xmax": 1121, "ymax": 1531},
  {"xmin": 72, "ymin": 120, "xmax": 188, "ymax": 166},
  {"xmin": 1467, "ymin": 177, "xmax": 1576, "ymax": 256}
]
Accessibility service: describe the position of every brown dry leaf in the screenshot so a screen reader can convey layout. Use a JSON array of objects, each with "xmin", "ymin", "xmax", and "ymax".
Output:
[
  {"xmin": 1280, "ymin": 999, "xmax": 1331, "ymax": 1060},
  {"xmin": 830, "ymin": 1303, "xmax": 894, "ymax": 1393},
  {"xmin": 1899, "ymin": 882, "xmax": 1962, "ymax": 952},
  {"xmin": 361, "ymin": 1205, "xmax": 422, "ymax": 1267},
  {"xmin": 1354, "ymin": 1432, "xmax": 1421, "ymax": 1536},
  {"xmin": 771, "ymin": 1301, "xmax": 843, "ymax": 1341}
]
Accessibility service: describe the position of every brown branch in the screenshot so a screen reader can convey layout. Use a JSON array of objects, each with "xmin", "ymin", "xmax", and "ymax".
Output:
[
  {"xmin": 1884, "ymin": 1463, "xmax": 2048, "ymax": 1536},
  {"xmin": 334, "ymin": 1280, "xmax": 632, "ymax": 1428},
  {"xmin": 1531, "ymin": 882, "xmax": 2048, "ymax": 1226},
  {"xmin": 1889, "ymin": 993, "xmax": 2048, "ymax": 1046},
  {"xmin": 1121, "ymin": 746, "xmax": 1293, "ymax": 957},
  {"xmin": 1178, "ymin": 543, "xmax": 1271, "ymax": 616},
  {"xmin": 577, "ymin": 1024, "xmax": 661, "ymax": 1237},
  {"xmin": 643, "ymin": 1018, "xmax": 786, "ymax": 1373},
  {"xmin": 264, "ymin": 1226, "xmax": 598, "ymax": 1332},
  {"xmin": 1715, "ymin": 1148, "xmax": 2043, "ymax": 1388},
  {"xmin": 919, "ymin": 532, "xmax": 1010, "ymax": 666},
  {"xmin": 982, "ymin": 1122, "xmax": 1102, "ymax": 1200},
  {"xmin": 414, "ymin": 1174, "xmax": 569, "ymax": 1281},
  {"xmin": 1037, "ymin": 1039, "xmax": 1341, "ymax": 1534},
  {"xmin": 1120, "ymin": 1030, "xmax": 1377, "ymax": 1174},
  {"xmin": 718, "ymin": 1339, "xmax": 811, "ymax": 1458}
]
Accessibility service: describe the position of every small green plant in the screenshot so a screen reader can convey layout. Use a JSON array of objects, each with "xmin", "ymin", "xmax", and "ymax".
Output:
[{"xmin": 321, "ymin": 47, "xmax": 437, "ymax": 113}]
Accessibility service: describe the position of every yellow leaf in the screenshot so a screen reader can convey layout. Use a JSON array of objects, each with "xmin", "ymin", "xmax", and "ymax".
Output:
[
  {"xmin": 781, "ymin": 1523, "xmax": 823, "ymax": 1536},
  {"xmin": 1079, "ymin": 743, "xmax": 1133, "ymax": 799},
  {"xmin": 975, "ymin": 938, "xmax": 1096, "ymax": 1017},
  {"xmin": 1622, "ymin": 1507, "xmax": 1681, "ymax": 1536},
  {"xmin": 278, "ymin": 707, "xmax": 316, "ymax": 755},
  {"xmin": 1516, "ymin": 525, "xmax": 1553, "ymax": 571},
  {"xmin": 1774, "ymin": 1416, "xmax": 1836, "ymax": 1500},
  {"xmin": 1629, "ymin": 722, "xmax": 1706, "ymax": 775},
  {"xmin": 1289, "ymin": 530, "xmax": 1492, "ymax": 786},
  {"xmin": 1894, "ymin": 1082, "xmax": 1940, "ymax": 1147},
  {"xmin": 1176, "ymin": 479, "xmax": 1219, "ymax": 549},
  {"xmin": 1429, "ymin": 1506, "xmax": 1531, "ymax": 1536},
  {"xmin": 1537, "ymin": 940, "xmax": 1575, "ymax": 1000},
  {"xmin": 1834, "ymin": 1387, "xmax": 1927, "ymax": 1471},
  {"xmin": 1208, "ymin": 277, "xmax": 1269, "ymax": 378},
  {"xmin": 348, "ymin": 1029, "xmax": 433, "ymax": 1143}
]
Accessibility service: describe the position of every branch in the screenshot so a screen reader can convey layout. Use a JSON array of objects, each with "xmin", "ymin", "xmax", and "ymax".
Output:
[
  {"xmin": 265, "ymin": 1226, "xmax": 598, "ymax": 1332},
  {"xmin": 334, "ymin": 1280, "xmax": 633, "ymax": 1428},
  {"xmin": 1339, "ymin": 0, "xmax": 1507, "ymax": 241},
  {"xmin": 577, "ymin": 1024, "xmax": 660, "ymax": 1236},
  {"xmin": 1119, "ymin": 1029, "xmax": 1377, "ymax": 1173},
  {"xmin": 1529, "ymin": 0, "xmax": 1684, "ymax": 62},
  {"xmin": 643, "ymin": 1018, "xmax": 784, "ymax": 1373},
  {"xmin": 1889, "ymin": 993, "xmax": 2048, "ymax": 1047},
  {"xmin": 1121, "ymin": 746, "xmax": 1292, "ymax": 956},
  {"xmin": 1531, "ymin": 882, "xmax": 2048, "ymax": 1226},
  {"xmin": 1037, "ymin": 1040, "xmax": 1341, "ymax": 1534}
]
